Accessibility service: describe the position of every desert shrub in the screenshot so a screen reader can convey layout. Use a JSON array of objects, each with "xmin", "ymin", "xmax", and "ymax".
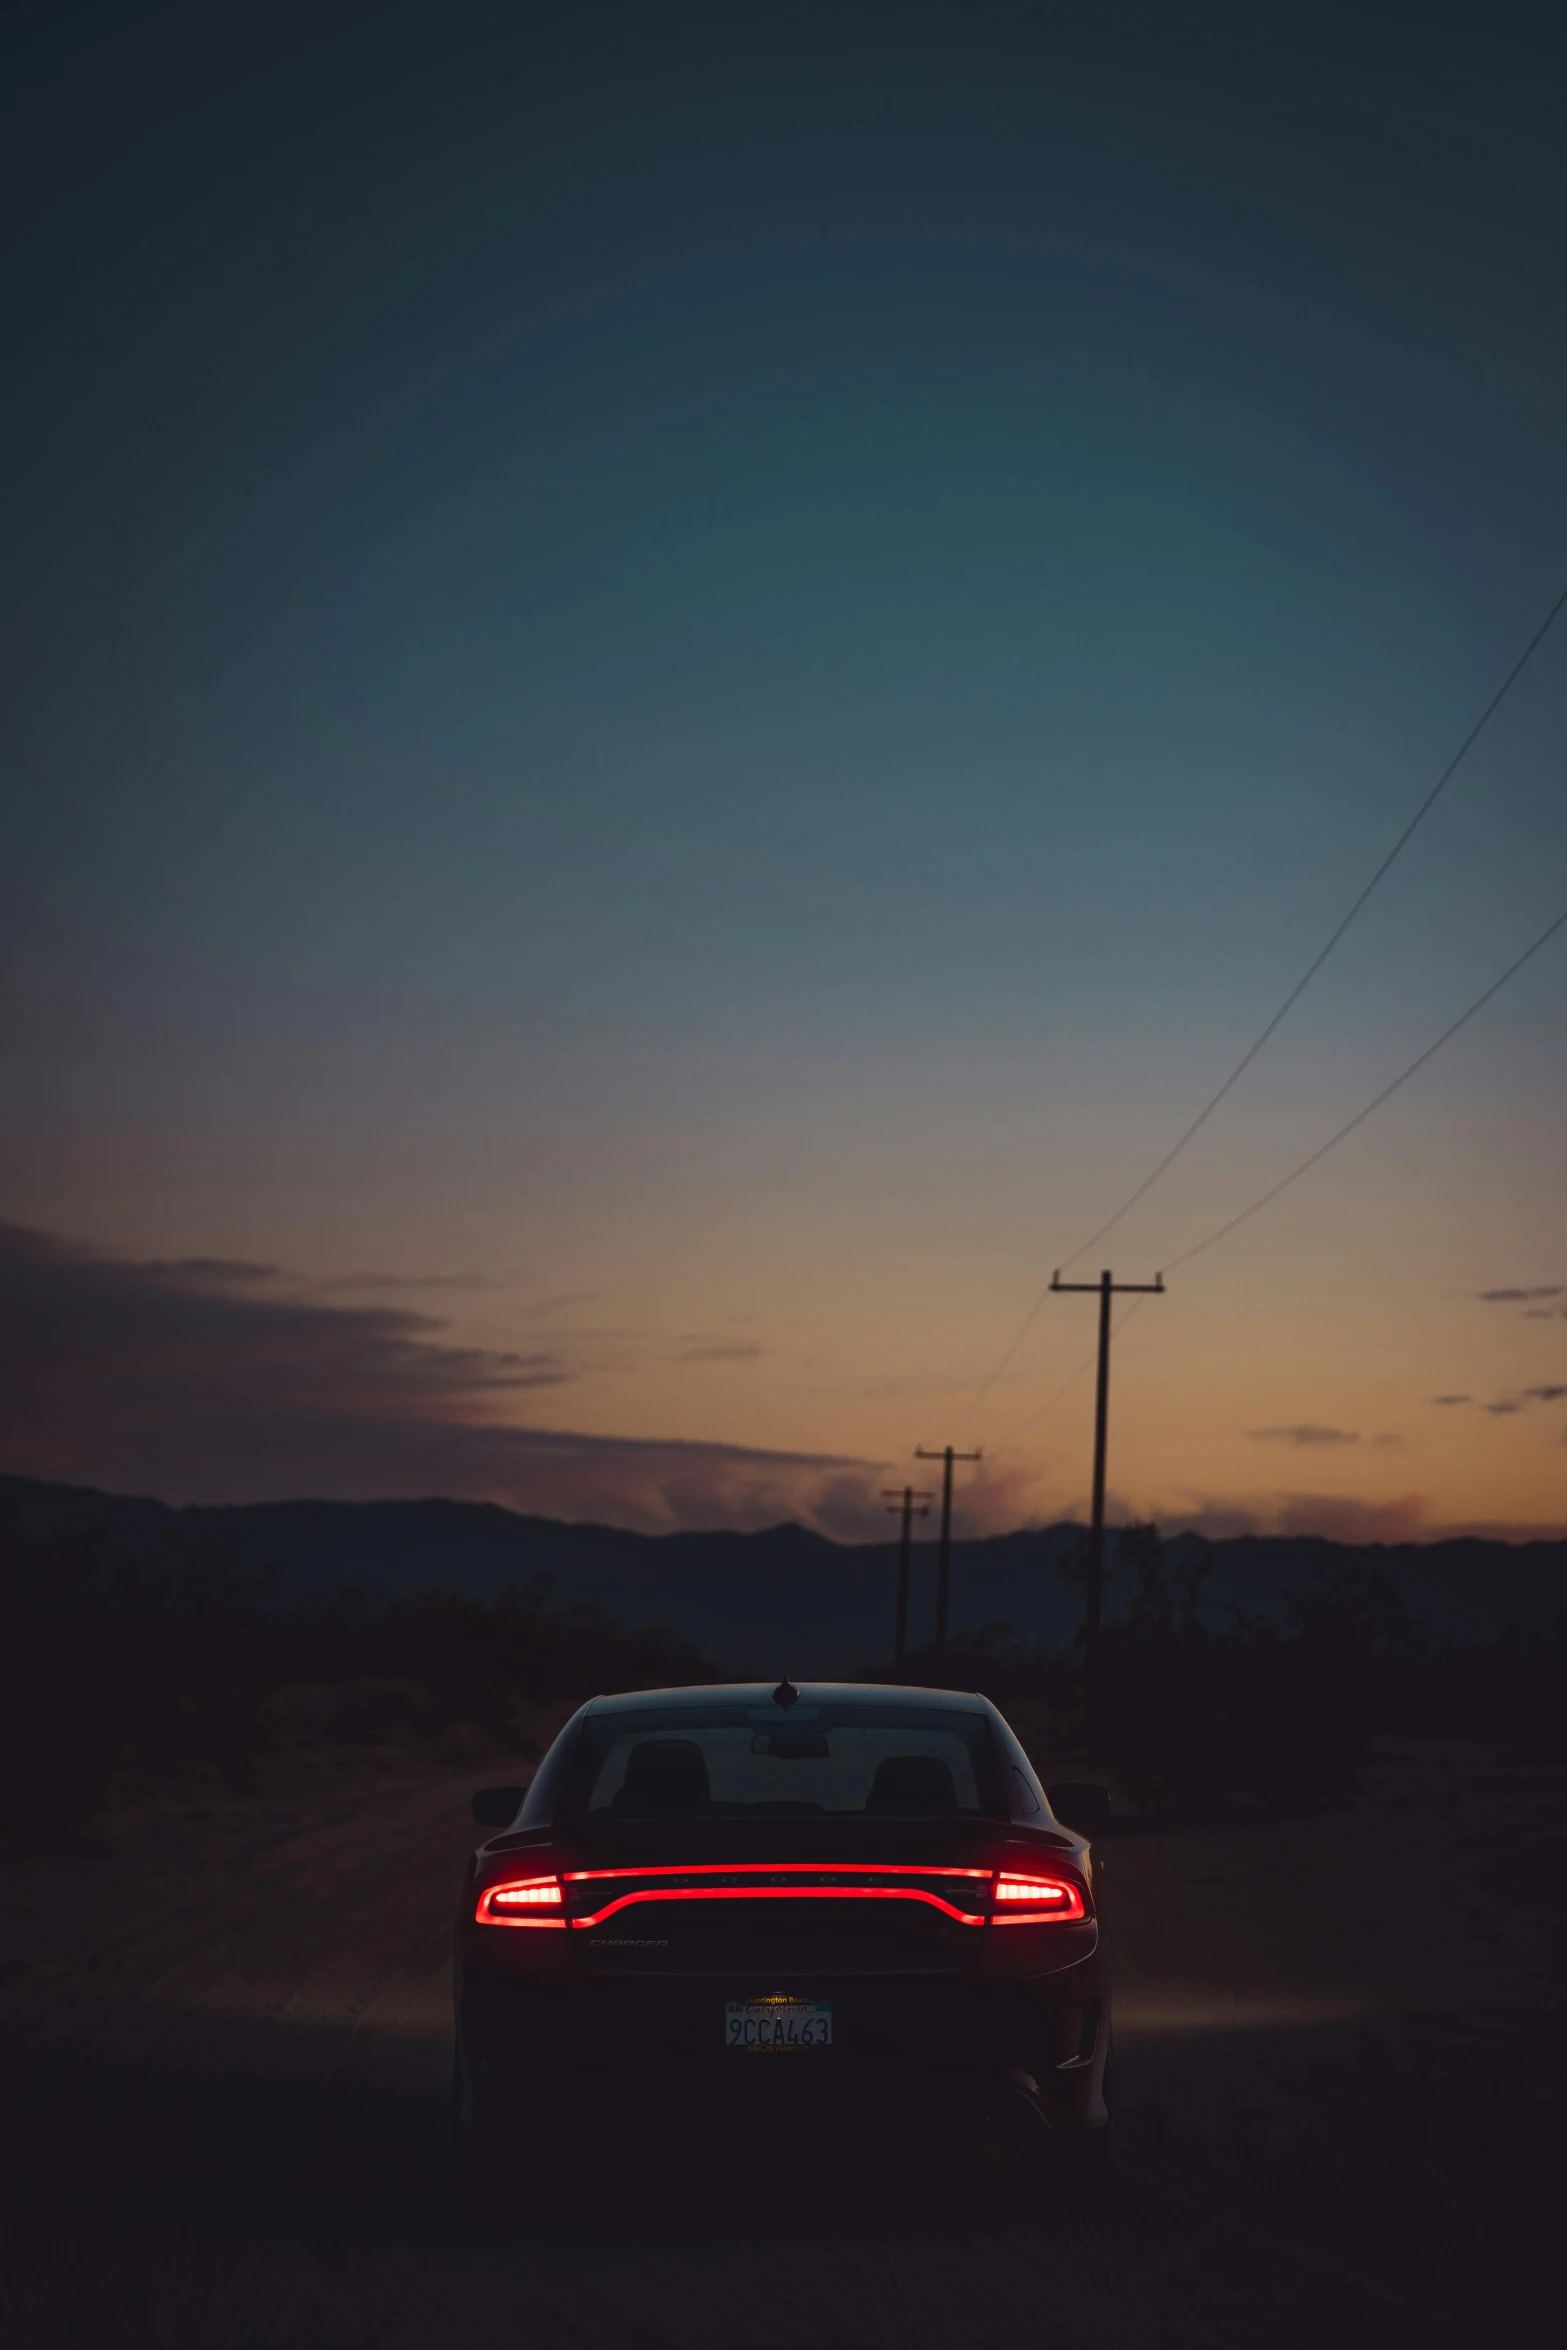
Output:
[
  {"xmin": 0, "ymin": 1525, "xmax": 718, "ymax": 1832},
  {"xmin": 0, "ymin": 1530, "xmax": 123, "ymax": 1831},
  {"xmin": 859, "ymin": 1618, "xmax": 1074, "ymax": 1711},
  {"xmin": 852, "ymin": 1525, "xmax": 1445, "ymax": 1813},
  {"xmin": 256, "ymin": 1678, "xmax": 436, "ymax": 1744},
  {"xmin": 1092, "ymin": 1530, "xmax": 1424, "ymax": 1811},
  {"xmin": 0, "ymin": 1528, "xmax": 276, "ymax": 1828}
]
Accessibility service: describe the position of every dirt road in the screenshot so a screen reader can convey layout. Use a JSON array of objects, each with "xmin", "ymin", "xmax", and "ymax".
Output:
[{"xmin": 1, "ymin": 1737, "xmax": 1560, "ymax": 2347}]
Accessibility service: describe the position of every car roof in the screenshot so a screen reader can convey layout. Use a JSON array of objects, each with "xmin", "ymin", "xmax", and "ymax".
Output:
[{"xmin": 582, "ymin": 1681, "xmax": 991, "ymax": 1718}]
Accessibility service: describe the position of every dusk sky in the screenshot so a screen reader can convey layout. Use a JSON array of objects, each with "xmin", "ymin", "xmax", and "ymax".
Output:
[{"xmin": 5, "ymin": 1, "xmax": 1565, "ymax": 1539}]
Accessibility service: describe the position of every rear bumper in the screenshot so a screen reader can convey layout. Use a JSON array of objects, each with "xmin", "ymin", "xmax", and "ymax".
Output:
[{"xmin": 458, "ymin": 1946, "xmax": 1109, "ymax": 2128}]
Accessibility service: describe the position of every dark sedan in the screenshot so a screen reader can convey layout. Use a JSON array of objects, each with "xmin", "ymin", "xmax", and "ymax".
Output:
[{"xmin": 455, "ymin": 1679, "xmax": 1110, "ymax": 2180}]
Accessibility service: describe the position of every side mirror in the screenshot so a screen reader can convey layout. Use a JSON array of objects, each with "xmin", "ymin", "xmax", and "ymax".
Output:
[
  {"xmin": 1046, "ymin": 1781, "xmax": 1111, "ymax": 1833},
  {"xmin": 472, "ymin": 1785, "xmax": 527, "ymax": 1828}
]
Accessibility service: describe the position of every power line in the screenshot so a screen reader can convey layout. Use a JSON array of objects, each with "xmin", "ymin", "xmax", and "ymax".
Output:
[
  {"xmin": 996, "ymin": 1339, "xmax": 1098, "ymax": 1443},
  {"xmin": 945, "ymin": 1285, "xmax": 1058, "ymax": 1435},
  {"xmin": 995, "ymin": 1292, "xmax": 1155, "ymax": 1445},
  {"xmin": 943, "ymin": 581, "xmax": 1566, "ymax": 1438},
  {"xmin": 1160, "ymin": 901, "xmax": 1567, "ymax": 1275},
  {"xmin": 1057, "ymin": 580, "xmax": 1567, "ymax": 1274},
  {"xmin": 986, "ymin": 906, "xmax": 1564, "ymax": 1439},
  {"xmin": 1046, "ymin": 1271, "xmax": 1166, "ymax": 1680},
  {"xmin": 986, "ymin": 906, "xmax": 1562, "ymax": 1602}
]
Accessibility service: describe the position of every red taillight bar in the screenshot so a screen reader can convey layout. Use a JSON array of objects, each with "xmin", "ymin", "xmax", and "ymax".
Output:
[
  {"xmin": 474, "ymin": 1875, "xmax": 567, "ymax": 1928},
  {"xmin": 570, "ymin": 1884, "xmax": 989, "ymax": 1930},
  {"xmin": 474, "ymin": 1863, "xmax": 1087, "ymax": 1928},
  {"xmin": 993, "ymin": 1872, "xmax": 1086, "ymax": 1923},
  {"xmin": 560, "ymin": 1861, "xmax": 991, "ymax": 1881}
]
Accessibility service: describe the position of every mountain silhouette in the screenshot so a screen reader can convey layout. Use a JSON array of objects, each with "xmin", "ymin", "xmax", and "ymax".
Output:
[{"xmin": 4, "ymin": 1474, "xmax": 1561, "ymax": 1677}]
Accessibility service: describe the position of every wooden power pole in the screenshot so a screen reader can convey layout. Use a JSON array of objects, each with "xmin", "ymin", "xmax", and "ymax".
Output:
[
  {"xmin": 1048, "ymin": 1269, "xmax": 1165, "ymax": 1677},
  {"xmin": 912, "ymin": 1444, "xmax": 982, "ymax": 1656},
  {"xmin": 881, "ymin": 1485, "xmax": 932, "ymax": 1667}
]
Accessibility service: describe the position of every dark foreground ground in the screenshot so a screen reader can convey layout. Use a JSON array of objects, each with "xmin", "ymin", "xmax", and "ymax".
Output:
[{"xmin": 1, "ymin": 1734, "xmax": 1561, "ymax": 2348}]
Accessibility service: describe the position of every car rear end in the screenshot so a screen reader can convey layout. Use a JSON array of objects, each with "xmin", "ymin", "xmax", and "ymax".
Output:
[{"xmin": 455, "ymin": 1684, "xmax": 1109, "ymax": 2153}]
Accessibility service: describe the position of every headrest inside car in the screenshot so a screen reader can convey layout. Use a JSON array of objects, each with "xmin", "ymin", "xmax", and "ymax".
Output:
[
  {"xmin": 613, "ymin": 1737, "xmax": 711, "ymax": 1814},
  {"xmin": 865, "ymin": 1755, "xmax": 958, "ymax": 1814}
]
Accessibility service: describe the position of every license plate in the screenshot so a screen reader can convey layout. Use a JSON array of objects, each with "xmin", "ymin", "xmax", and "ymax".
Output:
[{"xmin": 725, "ymin": 1998, "xmax": 833, "ymax": 2050}]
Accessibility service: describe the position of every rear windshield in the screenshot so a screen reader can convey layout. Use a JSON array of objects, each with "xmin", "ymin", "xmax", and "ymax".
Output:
[{"xmin": 559, "ymin": 1702, "xmax": 1004, "ymax": 1822}]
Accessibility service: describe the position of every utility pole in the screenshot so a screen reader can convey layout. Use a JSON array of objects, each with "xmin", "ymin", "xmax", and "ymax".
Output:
[
  {"xmin": 1048, "ymin": 1269, "xmax": 1165, "ymax": 1682},
  {"xmin": 881, "ymin": 1486, "xmax": 932, "ymax": 1668},
  {"xmin": 913, "ymin": 1444, "xmax": 982, "ymax": 1656}
]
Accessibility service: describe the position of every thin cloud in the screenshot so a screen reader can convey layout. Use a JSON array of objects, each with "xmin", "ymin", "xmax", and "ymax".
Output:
[
  {"xmin": 0, "ymin": 1223, "xmax": 881, "ymax": 1533},
  {"xmin": 1484, "ymin": 1399, "xmax": 1522, "ymax": 1416},
  {"xmin": 1173, "ymin": 1492, "xmax": 1430, "ymax": 1543},
  {"xmin": 147, "ymin": 1256, "xmax": 278, "ymax": 1283},
  {"xmin": 1432, "ymin": 1394, "xmax": 1471, "ymax": 1406},
  {"xmin": 679, "ymin": 1342, "xmax": 768, "ymax": 1364},
  {"xmin": 1371, "ymin": 1432, "xmax": 1405, "ymax": 1449},
  {"xmin": 320, "ymin": 1270, "xmax": 506, "ymax": 1294},
  {"xmin": 1246, "ymin": 1424, "xmax": 1360, "ymax": 1447},
  {"xmin": 1523, "ymin": 1384, "xmax": 1567, "ymax": 1404},
  {"xmin": 1476, "ymin": 1285, "xmax": 1562, "ymax": 1303}
]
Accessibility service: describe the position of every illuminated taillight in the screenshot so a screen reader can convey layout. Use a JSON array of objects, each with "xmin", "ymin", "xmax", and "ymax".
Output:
[
  {"xmin": 476, "ymin": 1875, "xmax": 566, "ymax": 1927},
  {"xmin": 567, "ymin": 1883, "xmax": 987, "ymax": 1928},
  {"xmin": 992, "ymin": 1873, "xmax": 1086, "ymax": 1923}
]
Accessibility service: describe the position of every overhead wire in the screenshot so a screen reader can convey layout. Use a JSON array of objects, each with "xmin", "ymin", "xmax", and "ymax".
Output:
[
  {"xmin": 980, "ymin": 904, "xmax": 1564, "ymax": 1446},
  {"xmin": 944, "ymin": 579, "xmax": 1566, "ymax": 1440},
  {"xmin": 1055, "ymin": 579, "xmax": 1567, "ymax": 1273},
  {"xmin": 1159, "ymin": 901, "xmax": 1567, "ymax": 1275},
  {"xmin": 946, "ymin": 1283, "xmax": 1058, "ymax": 1437},
  {"xmin": 994, "ymin": 1293, "xmax": 1155, "ymax": 1445}
]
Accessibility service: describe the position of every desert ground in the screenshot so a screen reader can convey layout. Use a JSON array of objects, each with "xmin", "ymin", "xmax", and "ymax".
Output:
[{"xmin": 1, "ymin": 1731, "xmax": 1560, "ymax": 2349}]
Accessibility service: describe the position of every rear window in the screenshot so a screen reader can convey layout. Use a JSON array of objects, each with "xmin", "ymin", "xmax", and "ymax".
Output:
[{"xmin": 559, "ymin": 1701, "xmax": 1004, "ymax": 1822}]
